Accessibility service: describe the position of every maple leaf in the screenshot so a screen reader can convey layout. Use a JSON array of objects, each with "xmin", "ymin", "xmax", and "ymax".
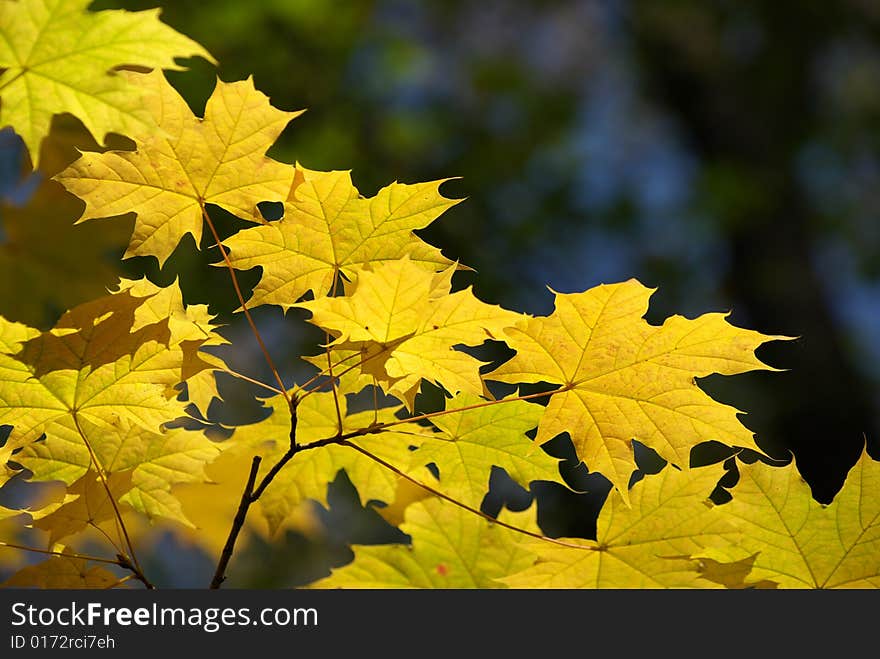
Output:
[
  {"xmin": 410, "ymin": 393, "xmax": 564, "ymax": 508},
  {"xmin": 0, "ymin": 0, "xmax": 214, "ymax": 168},
  {"xmin": 710, "ymin": 446, "xmax": 880, "ymax": 588},
  {"xmin": 0, "ymin": 316, "xmax": 41, "ymax": 471},
  {"xmin": 30, "ymin": 470, "xmax": 132, "ymax": 545},
  {"xmin": 19, "ymin": 421, "xmax": 221, "ymax": 527},
  {"xmin": 0, "ymin": 279, "xmax": 227, "ymax": 517},
  {"xmin": 311, "ymin": 499, "xmax": 540, "ymax": 588},
  {"xmin": 223, "ymin": 165, "xmax": 460, "ymax": 308},
  {"xmin": 1, "ymin": 552, "xmax": 119, "ymax": 588},
  {"xmin": 488, "ymin": 279, "xmax": 784, "ymax": 501},
  {"xmin": 500, "ymin": 463, "xmax": 737, "ymax": 588},
  {"xmin": 54, "ymin": 69, "xmax": 301, "ymax": 265},
  {"xmin": 298, "ymin": 258, "xmax": 522, "ymax": 408},
  {"xmin": 374, "ymin": 468, "xmax": 440, "ymax": 528}
]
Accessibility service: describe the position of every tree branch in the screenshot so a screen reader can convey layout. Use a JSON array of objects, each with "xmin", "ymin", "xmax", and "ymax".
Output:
[
  {"xmin": 210, "ymin": 395, "xmax": 300, "ymax": 588},
  {"xmin": 210, "ymin": 455, "xmax": 262, "ymax": 589}
]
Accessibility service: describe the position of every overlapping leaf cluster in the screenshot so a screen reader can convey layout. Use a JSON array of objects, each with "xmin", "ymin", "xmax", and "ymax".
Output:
[{"xmin": 1, "ymin": 0, "xmax": 877, "ymax": 589}]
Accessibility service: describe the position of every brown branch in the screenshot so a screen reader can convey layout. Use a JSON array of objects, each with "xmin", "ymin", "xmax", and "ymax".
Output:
[
  {"xmin": 113, "ymin": 553, "xmax": 155, "ymax": 590},
  {"xmin": 210, "ymin": 455, "xmax": 262, "ymax": 589},
  {"xmin": 251, "ymin": 395, "xmax": 300, "ymax": 500},
  {"xmin": 208, "ymin": 385, "xmax": 565, "ymax": 587},
  {"xmin": 210, "ymin": 396, "xmax": 300, "ymax": 587}
]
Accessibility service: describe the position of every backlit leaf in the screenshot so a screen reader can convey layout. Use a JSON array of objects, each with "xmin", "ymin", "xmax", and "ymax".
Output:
[
  {"xmin": 500, "ymin": 463, "xmax": 736, "ymax": 588},
  {"xmin": 55, "ymin": 70, "xmax": 300, "ymax": 265},
  {"xmin": 31, "ymin": 470, "xmax": 132, "ymax": 545},
  {"xmin": 0, "ymin": 0, "xmax": 214, "ymax": 168},
  {"xmin": 0, "ymin": 279, "xmax": 227, "ymax": 526},
  {"xmin": 410, "ymin": 393, "xmax": 564, "ymax": 508},
  {"xmin": 298, "ymin": 258, "xmax": 521, "ymax": 408},
  {"xmin": 224, "ymin": 165, "xmax": 459, "ymax": 308},
  {"xmin": 488, "ymin": 279, "xmax": 785, "ymax": 501},
  {"xmin": 712, "ymin": 447, "xmax": 880, "ymax": 588},
  {"xmin": 311, "ymin": 499, "xmax": 540, "ymax": 588}
]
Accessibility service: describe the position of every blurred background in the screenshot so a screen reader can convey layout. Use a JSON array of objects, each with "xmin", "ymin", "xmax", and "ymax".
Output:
[{"xmin": 1, "ymin": 0, "xmax": 879, "ymax": 587}]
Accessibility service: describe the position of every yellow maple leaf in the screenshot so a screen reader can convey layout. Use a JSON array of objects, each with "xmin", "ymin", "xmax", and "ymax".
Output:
[
  {"xmin": 298, "ymin": 258, "xmax": 522, "ymax": 408},
  {"xmin": 500, "ymin": 463, "xmax": 737, "ymax": 588},
  {"xmin": 488, "ymin": 279, "xmax": 785, "ymax": 501},
  {"xmin": 19, "ymin": 420, "xmax": 222, "ymax": 528},
  {"xmin": 0, "ymin": 316, "xmax": 42, "ymax": 471},
  {"xmin": 0, "ymin": 279, "xmax": 226, "ymax": 513},
  {"xmin": 374, "ymin": 468, "xmax": 440, "ymax": 528},
  {"xmin": 410, "ymin": 393, "xmax": 564, "ymax": 508},
  {"xmin": 223, "ymin": 165, "xmax": 460, "ymax": 308},
  {"xmin": 0, "ymin": 0, "xmax": 214, "ymax": 168},
  {"xmin": 30, "ymin": 470, "xmax": 132, "ymax": 545},
  {"xmin": 710, "ymin": 446, "xmax": 880, "ymax": 588},
  {"xmin": 310, "ymin": 499, "xmax": 540, "ymax": 588},
  {"xmin": 1, "ymin": 552, "xmax": 120, "ymax": 588},
  {"xmin": 54, "ymin": 69, "xmax": 301, "ymax": 265}
]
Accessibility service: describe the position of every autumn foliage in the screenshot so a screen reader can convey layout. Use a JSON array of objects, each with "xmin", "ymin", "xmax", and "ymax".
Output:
[{"xmin": 0, "ymin": 0, "xmax": 877, "ymax": 589}]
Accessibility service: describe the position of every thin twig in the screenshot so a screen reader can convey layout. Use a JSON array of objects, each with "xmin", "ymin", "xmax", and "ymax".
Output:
[
  {"xmin": 0, "ymin": 542, "xmax": 124, "ymax": 566},
  {"xmin": 208, "ymin": 382, "xmax": 565, "ymax": 585},
  {"xmin": 251, "ymin": 395, "xmax": 300, "ymax": 501},
  {"xmin": 220, "ymin": 367, "xmax": 284, "ymax": 395},
  {"xmin": 340, "ymin": 440, "xmax": 594, "ymax": 551},
  {"xmin": 104, "ymin": 575, "xmax": 135, "ymax": 589},
  {"xmin": 200, "ymin": 202, "xmax": 291, "ymax": 406}
]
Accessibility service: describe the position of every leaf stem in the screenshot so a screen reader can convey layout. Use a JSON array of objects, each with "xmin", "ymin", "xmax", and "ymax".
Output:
[
  {"xmin": 0, "ymin": 542, "xmax": 124, "ymax": 566},
  {"xmin": 104, "ymin": 574, "xmax": 135, "ymax": 589},
  {"xmin": 200, "ymin": 202, "xmax": 291, "ymax": 407},
  {"xmin": 377, "ymin": 388, "xmax": 560, "ymax": 430},
  {"xmin": 294, "ymin": 350, "xmax": 361, "ymax": 395},
  {"xmin": 219, "ymin": 367, "xmax": 284, "ymax": 395},
  {"xmin": 340, "ymin": 440, "xmax": 593, "ymax": 551},
  {"xmin": 71, "ymin": 413, "xmax": 153, "ymax": 589}
]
